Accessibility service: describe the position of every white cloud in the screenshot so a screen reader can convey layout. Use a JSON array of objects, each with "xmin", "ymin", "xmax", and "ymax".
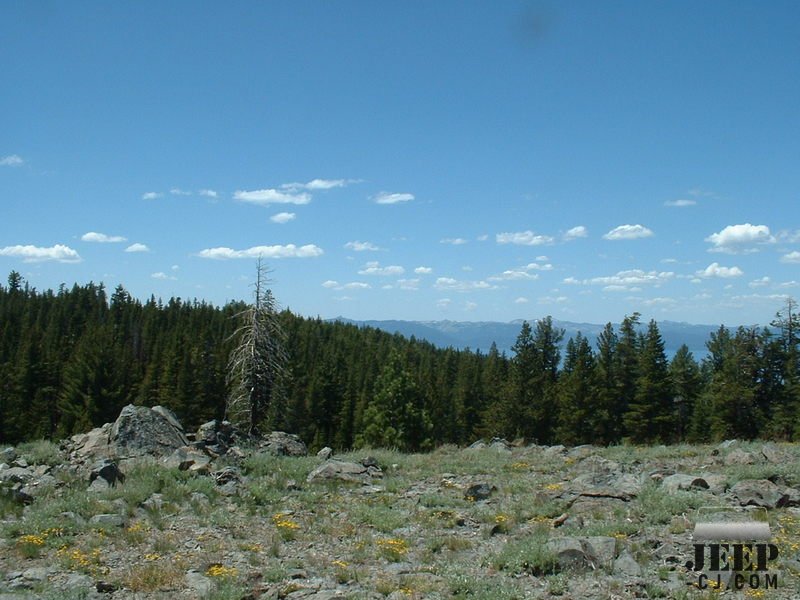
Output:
[
  {"xmin": 781, "ymin": 251, "xmax": 800, "ymax": 264},
  {"xmin": 373, "ymin": 191, "xmax": 414, "ymax": 205},
  {"xmin": 584, "ymin": 269, "xmax": 675, "ymax": 287},
  {"xmin": 641, "ymin": 297, "xmax": 677, "ymax": 306},
  {"xmin": 441, "ymin": 238, "xmax": 468, "ymax": 245},
  {"xmin": 749, "ymin": 277, "xmax": 771, "ymax": 288},
  {"xmin": 496, "ymin": 230, "xmax": 555, "ymax": 246},
  {"xmin": 171, "ymin": 265, "xmax": 179, "ymax": 271},
  {"xmin": 234, "ymin": 188, "xmax": 311, "ymax": 205},
  {"xmin": 464, "ymin": 301, "xmax": 478, "ymax": 311},
  {"xmin": 414, "ymin": 266, "xmax": 433, "ymax": 275},
  {"xmin": 151, "ymin": 272, "xmax": 177, "ymax": 280},
  {"xmin": 341, "ymin": 282, "xmax": 370, "ymax": 290},
  {"xmin": 197, "ymin": 244, "xmax": 323, "ymax": 259},
  {"xmin": 779, "ymin": 281, "xmax": 799, "ymax": 289},
  {"xmin": 488, "ymin": 270, "xmax": 539, "ymax": 282},
  {"xmin": 0, "ymin": 155, "xmax": 23, "ymax": 167},
  {"xmin": 199, "ymin": 189, "xmax": 218, "ymax": 198},
  {"xmin": 142, "ymin": 192, "xmax": 162, "ymax": 200},
  {"xmin": 705, "ymin": 223, "xmax": 774, "ymax": 254},
  {"xmin": 436, "ymin": 298, "xmax": 452, "ymax": 309},
  {"xmin": 270, "ymin": 212, "xmax": 296, "ymax": 224},
  {"xmin": 0, "ymin": 244, "xmax": 81, "ymax": 263},
  {"xmin": 322, "ymin": 280, "xmax": 339, "ymax": 289},
  {"xmin": 170, "ymin": 188, "xmax": 192, "ymax": 196},
  {"xmin": 536, "ymin": 255, "xmax": 549, "ymax": 262},
  {"xmin": 696, "ymin": 262, "xmax": 744, "ymax": 278},
  {"xmin": 777, "ymin": 230, "xmax": 800, "ymax": 243},
  {"xmin": 603, "ymin": 285, "xmax": 641, "ymax": 293},
  {"xmin": 514, "ymin": 297, "xmax": 529, "ymax": 304},
  {"xmin": 81, "ymin": 231, "xmax": 127, "ymax": 243},
  {"xmin": 563, "ymin": 225, "xmax": 588, "ymax": 240},
  {"xmin": 358, "ymin": 261, "xmax": 405, "ymax": 276},
  {"xmin": 282, "ymin": 178, "xmax": 351, "ymax": 191},
  {"xmin": 477, "ymin": 234, "xmax": 489, "ymax": 241},
  {"xmin": 602, "ymin": 224, "xmax": 654, "ymax": 240},
  {"xmin": 664, "ymin": 199, "xmax": 696, "ymax": 207},
  {"xmin": 397, "ymin": 278, "xmax": 420, "ymax": 290},
  {"xmin": 345, "ymin": 241, "xmax": 381, "ymax": 252},
  {"xmin": 125, "ymin": 243, "xmax": 150, "ymax": 253},
  {"xmin": 539, "ymin": 296, "xmax": 569, "ymax": 304},
  {"xmin": 524, "ymin": 262, "xmax": 553, "ymax": 271},
  {"xmin": 563, "ymin": 277, "xmax": 581, "ymax": 285},
  {"xmin": 433, "ymin": 277, "xmax": 495, "ymax": 292}
]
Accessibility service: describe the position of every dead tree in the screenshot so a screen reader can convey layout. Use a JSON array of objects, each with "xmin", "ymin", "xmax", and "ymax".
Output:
[{"xmin": 226, "ymin": 259, "xmax": 288, "ymax": 436}]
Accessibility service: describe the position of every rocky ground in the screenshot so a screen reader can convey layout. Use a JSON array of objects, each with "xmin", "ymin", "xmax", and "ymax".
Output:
[{"xmin": 2, "ymin": 406, "xmax": 800, "ymax": 599}]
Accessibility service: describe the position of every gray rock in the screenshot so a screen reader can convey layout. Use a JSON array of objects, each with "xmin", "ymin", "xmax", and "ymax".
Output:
[
  {"xmin": 185, "ymin": 570, "xmax": 213, "ymax": 596},
  {"xmin": 317, "ymin": 446, "xmax": 333, "ymax": 460},
  {"xmin": 546, "ymin": 537, "xmax": 594, "ymax": 571},
  {"xmin": 163, "ymin": 447, "xmax": 211, "ymax": 473},
  {"xmin": 585, "ymin": 536, "xmax": 617, "ymax": 567},
  {"xmin": 261, "ymin": 431, "xmax": 308, "ymax": 457},
  {"xmin": 0, "ymin": 447, "xmax": 17, "ymax": 464},
  {"xmin": 89, "ymin": 513, "xmax": 125, "ymax": 528},
  {"xmin": 0, "ymin": 467, "xmax": 34, "ymax": 484},
  {"xmin": 661, "ymin": 474, "xmax": 709, "ymax": 493},
  {"xmin": 141, "ymin": 493, "xmax": 165, "ymax": 512},
  {"xmin": 730, "ymin": 479, "xmax": 789, "ymax": 509},
  {"xmin": 613, "ymin": 550, "xmax": 642, "ymax": 577},
  {"xmin": 468, "ymin": 439, "xmax": 487, "ymax": 449},
  {"xmin": 110, "ymin": 404, "xmax": 189, "ymax": 458},
  {"xmin": 725, "ymin": 449, "xmax": 757, "ymax": 465},
  {"xmin": 307, "ymin": 460, "xmax": 370, "ymax": 483},
  {"xmin": 66, "ymin": 422, "xmax": 113, "ymax": 461},
  {"xmin": 464, "ymin": 483, "xmax": 495, "ymax": 501},
  {"xmin": 87, "ymin": 477, "xmax": 110, "ymax": 493},
  {"xmin": 761, "ymin": 443, "xmax": 785, "ymax": 464},
  {"xmin": 89, "ymin": 459, "xmax": 125, "ymax": 487}
]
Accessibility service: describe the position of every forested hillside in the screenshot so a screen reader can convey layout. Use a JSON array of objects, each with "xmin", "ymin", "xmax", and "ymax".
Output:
[{"xmin": 1, "ymin": 271, "xmax": 798, "ymax": 449}]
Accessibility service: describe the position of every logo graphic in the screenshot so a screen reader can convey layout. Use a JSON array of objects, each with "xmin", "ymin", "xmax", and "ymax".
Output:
[{"xmin": 686, "ymin": 507, "xmax": 779, "ymax": 591}]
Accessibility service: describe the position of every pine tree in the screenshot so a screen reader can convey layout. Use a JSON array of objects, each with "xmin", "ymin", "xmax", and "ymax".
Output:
[
  {"xmin": 669, "ymin": 344, "xmax": 703, "ymax": 441},
  {"xmin": 555, "ymin": 333, "xmax": 597, "ymax": 444}
]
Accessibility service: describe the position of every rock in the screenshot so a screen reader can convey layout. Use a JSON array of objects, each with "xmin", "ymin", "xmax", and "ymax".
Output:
[
  {"xmin": 89, "ymin": 459, "xmax": 125, "ymax": 487},
  {"xmin": 66, "ymin": 422, "xmax": 113, "ymax": 461},
  {"xmin": 87, "ymin": 477, "xmax": 110, "ymax": 493},
  {"xmin": 18, "ymin": 474, "xmax": 56, "ymax": 500},
  {"xmin": 468, "ymin": 440, "xmax": 487, "ymax": 449},
  {"xmin": 89, "ymin": 514, "xmax": 125, "ymax": 528},
  {"xmin": 464, "ymin": 483, "xmax": 495, "ymax": 501},
  {"xmin": 307, "ymin": 460, "xmax": 370, "ymax": 483},
  {"xmin": 163, "ymin": 447, "xmax": 211, "ymax": 473},
  {"xmin": 0, "ymin": 467, "xmax": 34, "ymax": 484},
  {"xmin": 110, "ymin": 405, "xmax": 189, "ymax": 458},
  {"xmin": 213, "ymin": 466, "xmax": 243, "ymax": 496},
  {"xmin": 584, "ymin": 536, "xmax": 617, "ymax": 567},
  {"xmin": 570, "ymin": 471, "xmax": 641, "ymax": 501},
  {"xmin": 725, "ymin": 449, "xmax": 757, "ymax": 465},
  {"xmin": 141, "ymin": 493, "xmax": 165, "ymax": 512},
  {"xmin": 546, "ymin": 537, "xmax": 593, "ymax": 571},
  {"xmin": 489, "ymin": 438, "xmax": 512, "ymax": 453},
  {"xmin": 185, "ymin": 570, "xmax": 213, "ymax": 596},
  {"xmin": 661, "ymin": 474, "xmax": 709, "ymax": 493},
  {"xmin": 316, "ymin": 447, "xmax": 333, "ymax": 460},
  {"xmin": 261, "ymin": 431, "xmax": 308, "ymax": 457},
  {"xmin": 730, "ymin": 479, "xmax": 789, "ymax": 509},
  {"xmin": 614, "ymin": 550, "xmax": 642, "ymax": 577},
  {"xmin": 360, "ymin": 456, "xmax": 380, "ymax": 469},
  {"xmin": 0, "ymin": 447, "xmax": 16, "ymax": 464},
  {"xmin": 196, "ymin": 420, "xmax": 237, "ymax": 453},
  {"xmin": 761, "ymin": 443, "xmax": 784, "ymax": 464},
  {"xmin": 286, "ymin": 479, "xmax": 301, "ymax": 491}
]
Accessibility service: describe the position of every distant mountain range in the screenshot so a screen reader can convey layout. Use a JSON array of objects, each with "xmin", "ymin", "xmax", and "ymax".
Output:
[{"xmin": 330, "ymin": 317, "xmax": 729, "ymax": 359}]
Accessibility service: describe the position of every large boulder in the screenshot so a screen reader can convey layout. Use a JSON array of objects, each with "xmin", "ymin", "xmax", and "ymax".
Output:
[
  {"xmin": 110, "ymin": 405, "xmax": 189, "ymax": 458},
  {"xmin": 730, "ymin": 479, "xmax": 790, "ymax": 509},
  {"xmin": 307, "ymin": 460, "xmax": 371, "ymax": 484},
  {"xmin": 261, "ymin": 431, "xmax": 308, "ymax": 457}
]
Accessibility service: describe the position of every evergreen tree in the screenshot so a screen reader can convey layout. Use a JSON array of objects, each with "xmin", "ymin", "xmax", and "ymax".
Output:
[
  {"xmin": 669, "ymin": 344, "xmax": 702, "ymax": 441},
  {"xmin": 555, "ymin": 333, "xmax": 597, "ymax": 444}
]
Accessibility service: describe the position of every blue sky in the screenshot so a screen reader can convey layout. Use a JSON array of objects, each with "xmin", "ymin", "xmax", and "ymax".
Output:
[{"xmin": 2, "ymin": 1, "xmax": 799, "ymax": 326}]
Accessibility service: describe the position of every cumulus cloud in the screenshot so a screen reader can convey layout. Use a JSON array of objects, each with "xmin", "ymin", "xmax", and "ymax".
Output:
[
  {"xmin": 696, "ymin": 262, "xmax": 744, "ymax": 278},
  {"xmin": 602, "ymin": 224, "xmax": 654, "ymax": 240},
  {"xmin": 749, "ymin": 277, "xmax": 771, "ymax": 288},
  {"xmin": 270, "ymin": 212, "xmax": 296, "ymax": 224},
  {"xmin": 705, "ymin": 223, "xmax": 774, "ymax": 254},
  {"xmin": 282, "ymin": 179, "xmax": 352, "ymax": 191},
  {"xmin": 358, "ymin": 261, "xmax": 405, "ymax": 276},
  {"xmin": 0, "ymin": 155, "xmax": 24, "ymax": 167},
  {"xmin": 170, "ymin": 188, "xmax": 191, "ymax": 196},
  {"xmin": 397, "ymin": 278, "xmax": 420, "ymax": 290},
  {"xmin": 524, "ymin": 262, "xmax": 553, "ymax": 271},
  {"xmin": 142, "ymin": 192, "xmax": 162, "ymax": 200},
  {"xmin": 436, "ymin": 298, "xmax": 452, "ymax": 309},
  {"xmin": 488, "ymin": 270, "xmax": 539, "ymax": 282},
  {"xmin": 440, "ymin": 238, "xmax": 468, "ymax": 245},
  {"xmin": 199, "ymin": 189, "xmax": 218, "ymax": 198},
  {"xmin": 151, "ymin": 272, "xmax": 177, "ymax": 280},
  {"xmin": 584, "ymin": 269, "xmax": 675, "ymax": 287},
  {"xmin": 81, "ymin": 232, "xmax": 127, "ymax": 243},
  {"xmin": 514, "ymin": 297, "xmax": 529, "ymax": 304},
  {"xmin": 414, "ymin": 266, "xmax": 433, "ymax": 275},
  {"xmin": 496, "ymin": 230, "xmax": 555, "ymax": 246},
  {"xmin": 563, "ymin": 225, "xmax": 588, "ymax": 240},
  {"xmin": 433, "ymin": 277, "xmax": 495, "ymax": 292},
  {"xmin": 321, "ymin": 280, "xmax": 371, "ymax": 291},
  {"xmin": 345, "ymin": 241, "xmax": 381, "ymax": 252},
  {"xmin": 539, "ymin": 296, "xmax": 569, "ymax": 304},
  {"xmin": 125, "ymin": 243, "xmax": 150, "ymax": 253},
  {"xmin": 0, "ymin": 244, "xmax": 81, "ymax": 263},
  {"xmin": 373, "ymin": 191, "xmax": 414, "ymax": 205},
  {"xmin": 477, "ymin": 234, "xmax": 489, "ymax": 241},
  {"xmin": 781, "ymin": 251, "xmax": 800, "ymax": 264},
  {"xmin": 197, "ymin": 244, "xmax": 323, "ymax": 259},
  {"xmin": 464, "ymin": 301, "xmax": 478, "ymax": 311},
  {"xmin": 664, "ymin": 199, "xmax": 696, "ymax": 207},
  {"xmin": 234, "ymin": 189, "xmax": 311, "ymax": 205}
]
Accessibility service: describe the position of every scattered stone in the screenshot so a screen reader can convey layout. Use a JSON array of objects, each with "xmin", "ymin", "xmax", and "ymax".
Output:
[
  {"xmin": 761, "ymin": 443, "xmax": 784, "ymax": 464},
  {"xmin": 467, "ymin": 439, "xmax": 487, "ymax": 449},
  {"xmin": 360, "ymin": 456, "xmax": 379, "ymax": 469},
  {"xmin": 141, "ymin": 493, "xmax": 165, "ymax": 512},
  {"xmin": 286, "ymin": 479, "xmax": 301, "ymax": 491},
  {"xmin": 213, "ymin": 466, "xmax": 243, "ymax": 496},
  {"xmin": 730, "ymin": 479, "xmax": 789, "ymax": 509},
  {"xmin": 95, "ymin": 581, "xmax": 119, "ymax": 593},
  {"xmin": 110, "ymin": 404, "xmax": 190, "ymax": 458},
  {"xmin": 163, "ymin": 447, "xmax": 211, "ymax": 473},
  {"xmin": 0, "ymin": 467, "xmax": 34, "ymax": 484},
  {"xmin": 546, "ymin": 537, "xmax": 594, "ymax": 571},
  {"xmin": 185, "ymin": 570, "xmax": 213, "ymax": 596},
  {"xmin": 317, "ymin": 446, "xmax": 333, "ymax": 460},
  {"xmin": 725, "ymin": 449, "xmax": 757, "ymax": 466},
  {"xmin": 307, "ymin": 460, "xmax": 371, "ymax": 484},
  {"xmin": 613, "ymin": 550, "xmax": 642, "ymax": 577},
  {"xmin": 65, "ymin": 422, "xmax": 113, "ymax": 462},
  {"xmin": 261, "ymin": 431, "xmax": 308, "ymax": 457},
  {"xmin": 89, "ymin": 459, "xmax": 125, "ymax": 487},
  {"xmin": 89, "ymin": 514, "xmax": 125, "ymax": 528},
  {"xmin": 0, "ymin": 447, "xmax": 17, "ymax": 464},
  {"xmin": 464, "ymin": 483, "xmax": 495, "ymax": 501},
  {"xmin": 661, "ymin": 473, "xmax": 709, "ymax": 493}
]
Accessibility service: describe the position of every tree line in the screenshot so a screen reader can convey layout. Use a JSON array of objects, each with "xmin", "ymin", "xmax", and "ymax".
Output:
[{"xmin": 0, "ymin": 271, "xmax": 798, "ymax": 450}]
